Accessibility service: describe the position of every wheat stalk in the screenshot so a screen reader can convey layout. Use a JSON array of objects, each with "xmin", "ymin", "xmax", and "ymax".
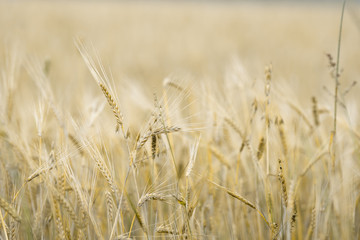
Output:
[{"xmin": 331, "ymin": 0, "xmax": 346, "ymax": 171}]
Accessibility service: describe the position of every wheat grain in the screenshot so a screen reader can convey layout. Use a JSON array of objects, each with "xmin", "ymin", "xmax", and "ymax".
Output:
[
  {"xmin": 136, "ymin": 126, "xmax": 181, "ymax": 150},
  {"xmin": 52, "ymin": 189, "xmax": 84, "ymax": 229},
  {"xmin": 287, "ymin": 101, "xmax": 313, "ymax": 129},
  {"xmin": 172, "ymin": 194, "xmax": 186, "ymax": 206},
  {"xmin": 209, "ymin": 145, "xmax": 231, "ymax": 168},
  {"xmin": 99, "ymin": 83, "xmax": 123, "ymax": 133},
  {"xmin": 312, "ymin": 96, "xmax": 320, "ymax": 126},
  {"xmin": 275, "ymin": 116, "xmax": 288, "ymax": 156},
  {"xmin": 9, "ymin": 219, "xmax": 18, "ymax": 240},
  {"xmin": 224, "ymin": 117, "xmax": 244, "ymax": 139},
  {"xmin": 52, "ymin": 197, "xmax": 66, "ymax": 240},
  {"xmin": 68, "ymin": 134, "xmax": 84, "ymax": 156},
  {"xmin": 105, "ymin": 191, "xmax": 114, "ymax": 226},
  {"xmin": 305, "ymin": 205, "xmax": 317, "ymax": 240},
  {"xmin": 227, "ymin": 190, "xmax": 270, "ymax": 228},
  {"xmin": 138, "ymin": 193, "xmax": 167, "ymax": 207},
  {"xmin": 0, "ymin": 197, "xmax": 21, "ymax": 222},
  {"xmin": 226, "ymin": 190, "xmax": 256, "ymax": 209},
  {"xmin": 156, "ymin": 225, "xmax": 178, "ymax": 235},
  {"xmin": 151, "ymin": 134, "xmax": 157, "ymax": 160},
  {"xmin": 186, "ymin": 136, "xmax": 200, "ymax": 177},
  {"xmin": 278, "ymin": 158, "xmax": 288, "ymax": 207},
  {"xmin": 257, "ymin": 137, "xmax": 265, "ymax": 160},
  {"xmin": 163, "ymin": 78, "xmax": 185, "ymax": 92}
]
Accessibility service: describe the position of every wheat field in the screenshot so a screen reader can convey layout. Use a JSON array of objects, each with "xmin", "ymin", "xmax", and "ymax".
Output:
[{"xmin": 0, "ymin": 1, "xmax": 360, "ymax": 239}]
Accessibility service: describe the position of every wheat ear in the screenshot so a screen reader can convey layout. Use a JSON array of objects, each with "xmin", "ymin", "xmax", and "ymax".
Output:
[{"xmin": 0, "ymin": 197, "xmax": 21, "ymax": 222}]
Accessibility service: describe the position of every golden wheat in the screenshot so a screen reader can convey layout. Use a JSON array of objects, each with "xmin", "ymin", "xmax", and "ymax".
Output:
[{"xmin": 0, "ymin": 3, "xmax": 357, "ymax": 239}]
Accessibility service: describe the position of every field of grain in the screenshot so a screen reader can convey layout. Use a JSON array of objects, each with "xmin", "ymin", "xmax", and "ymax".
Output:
[{"xmin": 0, "ymin": 1, "xmax": 360, "ymax": 239}]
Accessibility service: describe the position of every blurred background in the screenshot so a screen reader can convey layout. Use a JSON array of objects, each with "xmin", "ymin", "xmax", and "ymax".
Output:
[{"xmin": 0, "ymin": 1, "xmax": 359, "ymax": 101}]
